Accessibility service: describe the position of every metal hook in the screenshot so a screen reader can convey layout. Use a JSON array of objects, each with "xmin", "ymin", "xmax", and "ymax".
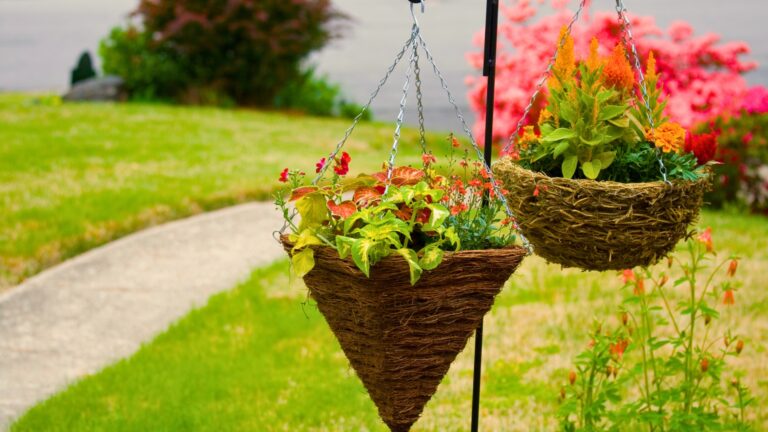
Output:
[{"xmin": 409, "ymin": 0, "xmax": 425, "ymax": 27}]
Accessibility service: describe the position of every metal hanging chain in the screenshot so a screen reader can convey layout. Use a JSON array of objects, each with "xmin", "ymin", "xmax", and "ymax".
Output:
[
  {"xmin": 417, "ymin": 33, "xmax": 533, "ymax": 254},
  {"xmin": 385, "ymin": 24, "xmax": 420, "ymax": 189},
  {"xmin": 413, "ymin": 41, "xmax": 428, "ymax": 154},
  {"xmin": 615, "ymin": 0, "xmax": 669, "ymax": 183},
  {"xmin": 312, "ymin": 30, "xmax": 418, "ymax": 184},
  {"xmin": 501, "ymin": 0, "xmax": 588, "ymax": 155}
]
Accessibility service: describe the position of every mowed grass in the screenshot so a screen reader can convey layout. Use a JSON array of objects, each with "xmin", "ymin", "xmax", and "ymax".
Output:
[
  {"xmin": 12, "ymin": 212, "xmax": 768, "ymax": 431},
  {"xmin": 0, "ymin": 94, "xmax": 441, "ymax": 289}
]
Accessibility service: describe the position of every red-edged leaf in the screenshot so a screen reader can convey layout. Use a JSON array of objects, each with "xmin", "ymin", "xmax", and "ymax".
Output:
[
  {"xmin": 327, "ymin": 200, "xmax": 357, "ymax": 218},
  {"xmin": 289, "ymin": 186, "xmax": 319, "ymax": 202},
  {"xmin": 353, "ymin": 186, "xmax": 383, "ymax": 207},
  {"xmin": 371, "ymin": 166, "xmax": 426, "ymax": 186},
  {"xmin": 390, "ymin": 166, "xmax": 425, "ymax": 186}
]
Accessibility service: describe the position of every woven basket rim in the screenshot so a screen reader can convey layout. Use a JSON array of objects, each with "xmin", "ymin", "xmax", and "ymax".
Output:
[
  {"xmin": 495, "ymin": 156, "xmax": 711, "ymax": 191},
  {"xmin": 282, "ymin": 235, "xmax": 526, "ymax": 264}
]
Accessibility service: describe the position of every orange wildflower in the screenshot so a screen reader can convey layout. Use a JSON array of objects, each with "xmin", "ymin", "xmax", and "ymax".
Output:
[
  {"xmin": 610, "ymin": 339, "xmax": 629, "ymax": 358},
  {"xmin": 548, "ymin": 26, "xmax": 576, "ymax": 89},
  {"xmin": 621, "ymin": 269, "xmax": 635, "ymax": 284},
  {"xmin": 736, "ymin": 340, "xmax": 745, "ymax": 354},
  {"xmin": 697, "ymin": 227, "xmax": 714, "ymax": 253},
  {"xmin": 700, "ymin": 357, "xmax": 709, "ymax": 373},
  {"xmin": 727, "ymin": 259, "xmax": 738, "ymax": 277},
  {"xmin": 723, "ymin": 289, "xmax": 735, "ymax": 306},
  {"xmin": 568, "ymin": 370, "xmax": 577, "ymax": 385},
  {"xmin": 633, "ymin": 276, "xmax": 645, "ymax": 296},
  {"xmin": 647, "ymin": 122, "xmax": 686, "ymax": 153},
  {"xmin": 602, "ymin": 43, "xmax": 635, "ymax": 91}
]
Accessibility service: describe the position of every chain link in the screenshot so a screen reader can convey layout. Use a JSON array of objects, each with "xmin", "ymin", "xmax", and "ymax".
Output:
[
  {"xmin": 501, "ymin": 0, "xmax": 588, "ymax": 155},
  {"xmin": 417, "ymin": 33, "xmax": 533, "ymax": 254},
  {"xmin": 312, "ymin": 30, "xmax": 418, "ymax": 185},
  {"xmin": 385, "ymin": 24, "xmax": 420, "ymax": 190},
  {"xmin": 413, "ymin": 41, "xmax": 428, "ymax": 154},
  {"xmin": 615, "ymin": 0, "xmax": 669, "ymax": 183}
]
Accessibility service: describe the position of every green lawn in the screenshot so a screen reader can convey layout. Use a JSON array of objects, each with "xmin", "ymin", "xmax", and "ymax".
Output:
[
  {"xmin": 0, "ymin": 94, "xmax": 440, "ymax": 289},
  {"xmin": 12, "ymin": 211, "xmax": 768, "ymax": 431}
]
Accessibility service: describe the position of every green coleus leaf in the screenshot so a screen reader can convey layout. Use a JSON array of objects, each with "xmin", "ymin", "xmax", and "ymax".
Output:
[
  {"xmin": 419, "ymin": 245, "xmax": 444, "ymax": 271},
  {"xmin": 581, "ymin": 159, "xmax": 603, "ymax": 180},
  {"xmin": 397, "ymin": 248, "xmax": 423, "ymax": 285},
  {"xmin": 598, "ymin": 105, "xmax": 627, "ymax": 121},
  {"xmin": 562, "ymin": 155, "xmax": 578, "ymax": 179},
  {"xmin": 444, "ymin": 226, "xmax": 461, "ymax": 250},
  {"xmin": 425, "ymin": 204, "xmax": 450, "ymax": 230},
  {"xmin": 542, "ymin": 128, "xmax": 578, "ymax": 143},
  {"xmin": 296, "ymin": 192, "xmax": 329, "ymax": 230},
  {"xmin": 291, "ymin": 248, "xmax": 315, "ymax": 279},
  {"xmin": 351, "ymin": 239, "xmax": 375, "ymax": 277},
  {"xmin": 553, "ymin": 141, "xmax": 570, "ymax": 158},
  {"xmin": 291, "ymin": 229, "xmax": 323, "ymax": 252},
  {"xmin": 335, "ymin": 235, "xmax": 355, "ymax": 259}
]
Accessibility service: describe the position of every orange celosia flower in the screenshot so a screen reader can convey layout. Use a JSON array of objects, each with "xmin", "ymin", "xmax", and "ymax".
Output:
[
  {"xmin": 723, "ymin": 289, "xmax": 735, "ymax": 306},
  {"xmin": 548, "ymin": 26, "xmax": 576, "ymax": 89},
  {"xmin": 697, "ymin": 227, "xmax": 714, "ymax": 253},
  {"xmin": 586, "ymin": 37, "xmax": 602, "ymax": 72},
  {"xmin": 602, "ymin": 44, "xmax": 635, "ymax": 91},
  {"xmin": 646, "ymin": 50, "xmax": 658, "ymax": 83},
  {"xmin": 647, "ymin": 122, "xmax": 686, "ymax": 153}
]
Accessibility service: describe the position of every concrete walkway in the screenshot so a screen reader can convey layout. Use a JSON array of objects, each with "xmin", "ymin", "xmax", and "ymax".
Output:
[{"xmin": 0, "ymin": 203, "xmax": 284, "ymax": 428}]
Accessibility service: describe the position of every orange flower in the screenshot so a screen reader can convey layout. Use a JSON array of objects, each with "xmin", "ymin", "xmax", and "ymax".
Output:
[
  {"xmin": 633, "ymin": 276, "xmax": 645, "ymax": 296},
  {"xmin": 723, "ymin": 289, "xmax": 735, "ymax": 306},
  {"xmin": 422, "ymin": 153, "xmax": 436, "ymax": 166},
  {"xmin": 450, "ymin": 203, "xmax": 468, "ymax": 216},
  {"xmin": 451, "ymin": 136, "xmax": 461, "ymax": 148},
  {"xmin": 647, "ymin": 122, "xmax": 686, "ymax": 153},
  {"xmin": 646, "ymin": 50, "xmax": 658, "ymax": 83},
  {"xmin": 568, "ymin": 370, "xmax": 577, "ymax": 385},
  {"xmin": 533, "ymin": 185, "xmax": 540, "ymax": 197},
  {"xmin": 727, "ymin": 259, "xmax": 738, "ymax": 277},
  {"xmin": 610, "ymin": 339, "xmax": 629, "ymax": 358},
  {"xmin": 548, "ymin": 26, "xmax": 576, "ymax": 89},
  {"xmin": 697, "ymin": 227, "xmax": 714, "ymax": 253},
  {"xmin": 736, "ymin": 340, "xmax": 745, "ymax": 354},
  {"xmin": 586, "ymin": 37, "xmax": 602, "ymax": 72},
  {"xmin": 700, "ymin": 357, "xmax": 709, "ymax": 373},
  {"xmin": 602, "ymin": 44, "xmax": 635, "ymax": 91},
  {"xmin": 621, "ymin": 269, "xmax": 635, "ymax": 284}
]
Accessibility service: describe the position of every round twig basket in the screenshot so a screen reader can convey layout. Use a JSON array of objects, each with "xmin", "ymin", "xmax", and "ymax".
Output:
[
  {"xmin": 282, "ymin": 237, "xmax": 525, "ymax": 432},
  {"xmin": 493, "ymin": 158, "xmax": 711, "ymax": 271}
]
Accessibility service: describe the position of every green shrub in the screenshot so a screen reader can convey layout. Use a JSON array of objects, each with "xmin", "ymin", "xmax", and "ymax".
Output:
[
  {"xmin": 99, "ymin": 26, "xmax": 183, "ymax": 102},
  {"xmin": 100, "ymin": 0, "xmax": 344, "ymax": 106}
]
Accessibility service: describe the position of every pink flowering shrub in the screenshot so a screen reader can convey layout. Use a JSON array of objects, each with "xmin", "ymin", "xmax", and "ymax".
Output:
[{"xmin": 467, "ymin": 0, "xmax": 758, "ymax": 143}]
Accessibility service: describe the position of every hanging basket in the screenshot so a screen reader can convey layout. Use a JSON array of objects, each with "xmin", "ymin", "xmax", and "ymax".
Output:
[
  {"xmin": 282, "ymin": 237, "xmax": 525, "ymax": 432},
  {"xmin": 493, "ymin": 158, "xmax": 711, "ymax": 271}
]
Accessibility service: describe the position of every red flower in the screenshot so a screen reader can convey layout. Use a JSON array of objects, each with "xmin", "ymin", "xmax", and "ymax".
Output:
[
  {"xmin": 697, "ymin": 227, "xmax": 714, "ymax": 253},
  {"xmin": 723, "ymin": 289, "xmax": 735, "ymax": 306},
  {"xmin": 621, "ymin": 269, "xmax": 635, "ymax": 284},
  {"xmin": 278, "ymin": 168, "xmax": 289, "ymax": 183},
  {"xmin": 422, "ymin": 153, "xmax": 437, "ymax": 166},
  {"xmin": 450, "ymin": 203, "xmax": 469, "ymax": 216},
  {"xmin": 533, "ymin": 185, "xmax": 540, "ymax": 197},
  {"xmin": 468, "ymin": 179, "xmax": 483, "ymax": 188},
  {"xmin": 727, "ymin": 259, "xmax": 738, "ymax": 277},
  {"xmin": 315, "ymin": 158, "xmax": 326, "ymax": 174},
  {"xmin": 334, "ymin": 152, "xmax": 351, "ymax": 176},
  {"xmin": 700, "ymin": 357, "xmax": 709, "ymax": 373},
  {"xmin": 633, "ymin": 276, "xmax": 645, "ymax": 296},
  {"xmin": 684, "ymin": 132, "xmax": 718, "ymax": 165},
  {"xmin": 610, "ymin": 339, "xmax": 629, "ymax": 358},
  {"xmin": 451, "ymin": 136, "xmax": 461, "ymax": 148}
]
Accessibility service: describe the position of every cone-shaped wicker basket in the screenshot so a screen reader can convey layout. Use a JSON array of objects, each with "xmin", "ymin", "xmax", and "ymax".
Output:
[
  {"xmin": 493, "ymin": 158, "xmax": 710, "ymax": 271},
  {"xmin": 283, "ymin": 237, "xmax": 525, "ymax": 432}
]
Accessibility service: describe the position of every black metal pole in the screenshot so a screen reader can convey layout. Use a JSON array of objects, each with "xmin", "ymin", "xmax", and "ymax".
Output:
[{"xmin": 472, "ymin": 1, "xmax": 499, "ymax": 431}]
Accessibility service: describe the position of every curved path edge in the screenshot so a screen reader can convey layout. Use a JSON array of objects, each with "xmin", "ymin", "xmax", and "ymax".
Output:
[{"xmin": 0, "ymin": 202, "xmax": 285, "ymax": 428}]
